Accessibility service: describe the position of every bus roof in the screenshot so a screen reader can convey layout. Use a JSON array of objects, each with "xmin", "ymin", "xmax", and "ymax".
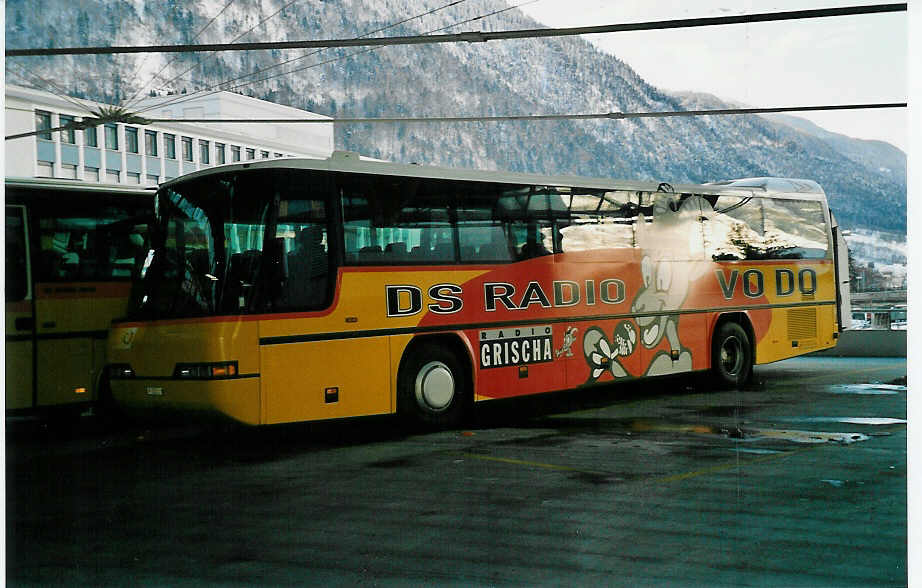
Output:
[
  {"xmin": 158, "ymin": 152, "xmax": 829, "ymax": 201},
  {"xmin": 5, "ymin": 176, "xmax": 156, "ymax": 196}
]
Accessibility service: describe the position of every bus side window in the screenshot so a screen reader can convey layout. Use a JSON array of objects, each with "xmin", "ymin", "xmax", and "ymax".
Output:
[
  {"xmin": 283, "ymin": 224, "xmax": 329, "ymax": 309},
  {"xmin": 5, "ymin": 207, "xmax": 29, "ymax": 302},
  {"xmin": 558, "ymin": 189, "xmax": 637, "ymax": 254},
  {"xmin": 703, "ymin": 196, "xmax": 764, "ymax": 261},
  {"xmin": 634, "ymin": 191, "xmax": 707, "ymax": 261},
  {"xmin": 760, "ymin": 199, "xmax": 829, "ymax": 259},
  {"xmin": 275, "ymin": 196, "xmax": 330, "ymax": 311}
]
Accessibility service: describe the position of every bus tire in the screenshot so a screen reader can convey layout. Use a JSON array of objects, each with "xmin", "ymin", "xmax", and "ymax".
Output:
[
  {"xmin": 711, "ymin": 322, "xmax": 752, "ymax": 388},
  {"xmin": 398, "ymin": 343, "xmax": 468, "ymax": 428}
]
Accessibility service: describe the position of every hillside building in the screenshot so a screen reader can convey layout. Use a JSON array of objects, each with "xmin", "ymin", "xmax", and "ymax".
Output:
[{"xmin": 4, "ymin": 84, "xmax": 334, "ymax": 185}]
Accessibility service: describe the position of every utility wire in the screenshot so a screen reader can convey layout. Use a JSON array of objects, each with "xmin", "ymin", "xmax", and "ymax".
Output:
[
  {"xmin": 6, "ymin": 3, "xmax": 906, "ymax": 57},
  {"xmin": 6, "ymin": 62, "xmax": 99, "ymax": 116},
  {"xmin": 149, "ymin": 0, "xmax": 301, "ymax": 100},
  {"xmin": 129, "ymin": 0, "xmax": 530, "ymax": 117},
  {"xmin": 212, "ymin": 0, "xmax": 540, "ymax": 99},
  {"xmin": 211, "ymin": 0, "xmax": 470, "ymax": 92},
  {"xmin": 147, "ymin": 102, "xmax": 910, "ymax": 124},
  {"xmin": 132, "ymin": 0, "xmax": 474, "ymax": 117},
  {"xmin": 122, "ymin": 0, "xmax": 238, "ymax": 110},
  {"xmin": 6, "ymin": 102, "xmax": 906, "ymax": 141}
]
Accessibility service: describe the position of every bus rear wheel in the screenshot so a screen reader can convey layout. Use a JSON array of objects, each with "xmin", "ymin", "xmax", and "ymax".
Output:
[
  {"xmin": 398, "ymin": 343, "xmax": 468, "ymax": 428},
  {"xmin": 711, "ymin": 322, "xmax": 752, "ymax": 388}
]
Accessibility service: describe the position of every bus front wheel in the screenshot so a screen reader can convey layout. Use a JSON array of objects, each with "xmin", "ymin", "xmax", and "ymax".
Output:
[
  {"xmin": 398, "ymin": 344, "xmax": 468, "ymax": 428},
  {"xmin": 711, "ymin": 322, "xmax": 752, "ymax": 388}
]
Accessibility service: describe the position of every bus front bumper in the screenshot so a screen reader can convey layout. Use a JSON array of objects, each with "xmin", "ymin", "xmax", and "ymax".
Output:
[{"xmin": 109, "ymin": 376, "xmax": 261, "ymax": 425}]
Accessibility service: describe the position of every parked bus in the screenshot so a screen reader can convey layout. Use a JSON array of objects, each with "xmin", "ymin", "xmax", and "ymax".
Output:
[
  {"xmin": 105, "ymin": 152, "xmax": 850, "ymax": 426},
  {"xmin": 5, "ymin": 178, "xmax": 153, "ymax": 415}
]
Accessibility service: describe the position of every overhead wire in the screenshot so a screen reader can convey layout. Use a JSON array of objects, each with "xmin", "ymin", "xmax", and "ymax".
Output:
[
  {"xmin": 131, "ymin": 0, "xmax": 475, "ymax": 117},
  {"xmin": 211, "ymin": 0, "xmax": 471, "ymax": 93},
  {"xmin": 121, "ymin": 0, "xmax": 238, "ymax": 110},
  {"xmin": 5, "ymin": 3, "xmax": 906, "ymax": 57},
  {"xmin": 5, "ymin": 102, "xmax": 907, "ymax": 141},
  {"xmin": 212, "ymin": 0, "xmax": 541, "ymax": 98},
  {"xmin": 144, "ymin": 102, "xmax": 910, "ymax": 124},
  {"xmin": 6, "ymin": 62, "xmax": 99, "ymax": 117},
  {"xmin": 147, "ymin": 0, "xmax": 302, "ymax": 103}
]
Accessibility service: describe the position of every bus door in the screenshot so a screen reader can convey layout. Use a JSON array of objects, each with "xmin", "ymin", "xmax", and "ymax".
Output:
[
  {"xmin": 830, "ymin": 211, "xmax": 851, "ymax": 331},
  {"xmin": 5, "ymin": 205, "xmax": 35, "ymax": 410},
  {"xmin": 32, "ymin": 204, "xmax": 142, "ymax": 407}
]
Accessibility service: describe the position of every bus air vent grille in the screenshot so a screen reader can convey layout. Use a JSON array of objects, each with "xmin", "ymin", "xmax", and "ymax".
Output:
[{"xmin": 787, "ymin": 307, "xmax": 817, "ymax": 340}]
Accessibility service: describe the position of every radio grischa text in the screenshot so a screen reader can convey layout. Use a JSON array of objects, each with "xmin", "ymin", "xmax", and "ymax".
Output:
[{"xmin": 478, "ymin": 325, "xmax": 553, "ymax": 369}]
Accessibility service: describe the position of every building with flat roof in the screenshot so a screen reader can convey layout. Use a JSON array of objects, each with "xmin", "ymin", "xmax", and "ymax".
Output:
[{"xmin": 5, "ymin": 84, "xmax": 334, "ymax": 185}]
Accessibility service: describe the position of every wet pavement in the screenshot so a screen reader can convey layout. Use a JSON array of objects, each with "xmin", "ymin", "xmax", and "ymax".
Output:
[{"xmin": 5, "ymin": 356, "xmax": 907, "ymax": 586}]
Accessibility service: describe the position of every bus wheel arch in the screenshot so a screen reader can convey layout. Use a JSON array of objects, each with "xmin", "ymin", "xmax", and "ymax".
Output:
[
  {"xmin": 710, "ymin": 313, "xmax": 755, "ymax": 388},
  {"xmin": 397, "ymin": 334, "xmax": 473, "ymax": 427}
]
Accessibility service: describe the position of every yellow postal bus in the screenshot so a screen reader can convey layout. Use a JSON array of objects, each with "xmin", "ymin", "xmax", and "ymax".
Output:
[
  {"xmin": 106, "ymin": 153, "xmax": 850, "ymax": 426},
  {"xmin": 5, "ymin": 178, "xmax": 152, "ymax": 415}
]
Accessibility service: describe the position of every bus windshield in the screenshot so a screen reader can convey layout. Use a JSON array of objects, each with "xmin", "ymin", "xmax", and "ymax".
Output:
[{"xmin": 129, "ymin": 169, "xmax": 332, "ymax": 319}]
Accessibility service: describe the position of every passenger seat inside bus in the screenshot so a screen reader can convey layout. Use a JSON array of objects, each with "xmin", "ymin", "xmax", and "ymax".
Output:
[
  {"xmin": 285, "ymin": 226, "xmax": 328, "ymax": 307},
  {"xmin": 384, "ymin": 241, "xmax": 407, "ymax": 261}
]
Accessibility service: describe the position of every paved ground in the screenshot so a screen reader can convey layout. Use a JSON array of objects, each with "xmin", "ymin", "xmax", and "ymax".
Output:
[{"xmin": 5, "ymin": 356, "xmax": 907, "ymax": 586}]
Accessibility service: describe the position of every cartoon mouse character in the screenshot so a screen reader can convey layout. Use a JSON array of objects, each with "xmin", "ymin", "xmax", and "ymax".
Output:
[
  {"xmin": 581, "ymin": 190, "xmax": 707, "ymax": 382},
  {"xmin": 631, "ymin": 254, "xmax": 693, "ymax": 375},
  {"xmin": 631, "ymin": 191, "xmax": 708, "ymax": 375}
]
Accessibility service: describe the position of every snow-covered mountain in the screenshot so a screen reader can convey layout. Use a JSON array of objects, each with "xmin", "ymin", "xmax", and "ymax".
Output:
[{"xmin": 5, "ymin": 0, "xmax": 907, "ymax": 239}]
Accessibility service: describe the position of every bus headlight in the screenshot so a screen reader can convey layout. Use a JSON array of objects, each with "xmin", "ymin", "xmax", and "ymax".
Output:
[{"xmin": 173, "ymin": 361, "xmax": 238, "ymax": 379}]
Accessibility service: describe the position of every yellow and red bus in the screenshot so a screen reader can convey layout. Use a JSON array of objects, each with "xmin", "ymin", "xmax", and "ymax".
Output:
[
  {"xmin": 106, "ymin": 152, "xmax": 850, "ymax": 426},
  {"xmin": 5, "ymin": 178, "xmax": 153, "ymax": 416}
]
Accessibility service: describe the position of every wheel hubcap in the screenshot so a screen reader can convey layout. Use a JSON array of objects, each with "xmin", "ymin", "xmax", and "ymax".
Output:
[
  {"xmin": 415, "ymin": 361, "xmax": 455, "ymax": 411},
  {"xmin": 720, "ymin": 336, "xmax": 743, "ymax": 376}
]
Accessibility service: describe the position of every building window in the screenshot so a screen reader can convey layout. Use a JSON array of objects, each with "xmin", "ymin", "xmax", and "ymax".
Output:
[
  {"xmin": 199, "ymin": 140, "xmax": 210, "ymax": 164},
  {"xmin": 127, "ymin": 172, "xmax": 141, "ymax": 184},
  {"xmin": 164, "ymin": 134, "xmax": 176, "ymax": 159},
  {"xmin": 260, "ymin": 150, "xmax": 269, "ymax": 159},
  {"xmin": 106, "ymin": 169, "xmax": 120, "ymax": 183},
  {"xmin": 215, "ymin": 142, "xmax": 225, "ymax": 165},
  {"xmin": 84, "ymin": 124, "xmax": 98, "ymax": 147},
  {"xmin": 231, "ymin": 145, "xmax": 241, "ymax": 162},
  {"xmin": 59, "ymin": 114, "xmax": 76, "ymax": 144},
  {"xmin": 145, "ymin": 130, "xmax": 158, "ymax": 156},
  {"xmin": 35, "ymin": 110, "xmax": 52, "ymax": 140},
  {"xmin": 274, "ymin": 152, "xmax": 283, "ymax": 158},
  {"xmin": 146, "ymin": 174, "xmax": 159, "ymax": 186},
  {"xmin": 105, "ymin": 124, "xmax": 119, "ymax": 150},
  {"xmin": 85, "ymin": 166, "xmax": 100, "ymax": 182},
  {"xmin": 246, "ymin": 148, "xmax": 255, "ymax": 160},
  {"xmin": 182, "ymin": 137, "xmax": 193, "ymax": 162},
  {"xmin": 125, "ymin": 127, "xmax": 139, "ymax": 154}
]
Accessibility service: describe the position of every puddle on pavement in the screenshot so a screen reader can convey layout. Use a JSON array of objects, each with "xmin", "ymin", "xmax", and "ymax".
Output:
[
  {"xmin": 773, "ymin": 417, "xmax": 906, "ymax": 426},
  {"xmin": 743, "ymin": 429, "xmax": 868, "ymax": 444},
  {"xmin": 623, "ymin": 419, "xmax": 872, "ymax": 445},
  {"xmin": 730, "ymin": 447, "xmax": 784, "ymax": 455},
  {"xmin": 820, "ymin": 479, "xmax": 864, "ymax": 488},
  {"xmin": 828, "ymin": 384, "xmax": 906, "ymax": 395}
]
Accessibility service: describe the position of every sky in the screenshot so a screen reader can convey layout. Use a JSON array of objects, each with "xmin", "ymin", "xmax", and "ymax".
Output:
[{"xmin": 517, "ymin": 0, "xmax": 909, "ymax": 153}]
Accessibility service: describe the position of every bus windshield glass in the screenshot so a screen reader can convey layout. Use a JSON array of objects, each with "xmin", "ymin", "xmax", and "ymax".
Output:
[{"xmin": 129, "ymin": 169, "xmax": 331, "ymax": 319}]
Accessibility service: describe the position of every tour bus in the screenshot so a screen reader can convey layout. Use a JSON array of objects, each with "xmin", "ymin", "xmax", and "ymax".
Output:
[
  {"xmin": 105, "ymin": 152, "xmax": 850, "ymax": 426},
  {"xmin": 5, "ymin": 178, "xmax": 153, "ymax": 415}
]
